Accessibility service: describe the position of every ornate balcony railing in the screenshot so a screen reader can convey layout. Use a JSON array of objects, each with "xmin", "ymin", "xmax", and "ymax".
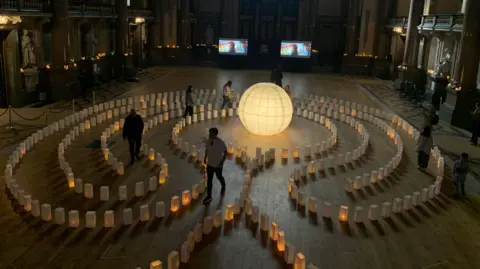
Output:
[
  {"xmin": 385, "ymin": 17, "xmax": 408, "ymax": 29},
  {"xmin": 0, "ymin": 0, "xmax": 50, "ymax": 13},
  {"xmin": 418, "ymin": 14, "xmax": 464, "ymax": 32},
  {"xmin": 68, "ymin": 1, "xmax": 115, "ymax": 18},
  {"xmin": 127, "ymin": 7, "xmax": 154, "ymax": 20}
]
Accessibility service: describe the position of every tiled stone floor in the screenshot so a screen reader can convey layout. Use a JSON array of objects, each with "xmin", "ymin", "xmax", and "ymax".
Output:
[{"xmin": 1, "ymin": 68, "xmax": 480, "ymax": 269}]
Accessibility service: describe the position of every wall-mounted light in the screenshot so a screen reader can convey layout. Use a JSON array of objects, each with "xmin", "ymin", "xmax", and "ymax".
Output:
[
  {"xmin": 45, "ymin": 64, "xmax": 51, "ymax": 69},
  {"xmin": 63, "ymin": 65, "xmax": 69, "ymax": 70},
  {"xmin": 20, "ymin": 68, "xmax": 24, "ymax": 73},
  {"xmin": 81, "ymin": 57, "xmax": 86, "ymax": 60},
  {"xmin": 135, "ymin": 17, "xmax": 145, "ymax": 24}
]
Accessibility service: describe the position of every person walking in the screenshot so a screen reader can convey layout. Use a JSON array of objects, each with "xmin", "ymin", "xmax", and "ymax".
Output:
[
  {"xmin": 453, "ymin": 153, "xmax": 469, "ymax": 199},
  {"xmin": 271, "ymin": 63, "xmax": 283, "ymax": 87},
  {"xmin": 416, "ymin": 126, "xmax": 434, "ymax": 171},
  {"xmin": 221, "ymin": 81, "xmax": 233, "ymax": 109},
  {"xmin": 202, "ymin": 127, "xmax": 227, "ymax": 204},
  {"xmin": 122, "ymin": 109, "xmax": 144, "ymax": 165},
  {"xmin": 470, "ymin": 102, "xmax": 480, "ymax": 146},
  {"xmin": 183, "ymin": 85, "xmax": 194, "ymax": 118}
]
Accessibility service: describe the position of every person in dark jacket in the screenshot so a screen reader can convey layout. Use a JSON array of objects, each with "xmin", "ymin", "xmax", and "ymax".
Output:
[
  {"xmin": 453, "ymin": 152, "xmax": 469, "ymax": 199},
  {"xmin": 184, "ymin": 85, "xmax": 194, "ymax": 118},
  {"xmin": 122, "ymin": 109, "xmax": 144, "ymax": 164},
  {"xmin": 431, "ymin": 81, "xmax": 447, "ymax": 111}
]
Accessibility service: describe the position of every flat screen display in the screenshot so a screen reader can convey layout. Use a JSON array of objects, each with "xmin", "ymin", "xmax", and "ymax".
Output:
[
  {"xmin": 218, "ymin": 38, "xmax": 248, "ymax": 55},
  {"xmin": 280, "ymin": 41, "xmax": 312, "ymax": 58}
]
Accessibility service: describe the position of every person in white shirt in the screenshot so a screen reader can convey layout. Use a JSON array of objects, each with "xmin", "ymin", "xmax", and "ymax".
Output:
[
  {"xmin": 221, "ymin": 81, "xmax": 233, "ymax": 109},
  {"xmin": 203, "ymin": 127, "xmax": 227, "ymax": 204}
]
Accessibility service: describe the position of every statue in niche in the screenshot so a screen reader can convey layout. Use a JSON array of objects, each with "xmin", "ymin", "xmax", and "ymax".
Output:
[
  {"xmin": 435, "ymin": 49, "xmax": 452, "ymax": 78},
  {"xmin": 21, "ymin": 30, "xmax": 36, "ymax": 68},
  {"xmin": 205, "ymin": 24, "xmax": 214, "ymax": 45},
  {"xmin": 84, "ymin": 27, "xmax": 98, "ymax": 57}
]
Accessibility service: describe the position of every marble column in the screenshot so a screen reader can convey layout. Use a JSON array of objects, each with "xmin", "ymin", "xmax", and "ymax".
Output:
[
  {"xmin": 51, "ymin": 0, "xmax": 69, "ymax": 68},
  {"xmin": 306, "ymin": 0, "xmax": 318, "ymax": 41},
  {"xmin": 148, "ymin": 0, "xmax": 162, "ymax": 48},
  {"xmin": 345, "ymin": 0, "xmax": 359, "ymax": 56},
  {"xmin": 49, "ymin": 0, "xmax": 70, "ymax": 101},
  {"xmin": 115, "ymin": 0, "xmax": 128, "ymax": 54},
  {"xmin": 220, "ymin": 0, "xmax": 228, "ymax": 37},
  {"xmin": 180, "ymin": 0, "xmax": 190, "ymax": 47},
  {"xmin": 275, "ymin": 2, "xmax": 283, "ymax": 40},
  {"xmin": 402, "ymin": 0, "xmax": 424, "ymax": 66},
  {"xmin": 451, "ymin": 0, "xmax": 480, "ymax": 129},
  {"xmin": 254, "ymin": 2, "xmax": 260, "ymax": 39}
]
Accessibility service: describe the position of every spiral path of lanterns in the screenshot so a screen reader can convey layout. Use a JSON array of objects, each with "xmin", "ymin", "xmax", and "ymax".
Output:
[{"xmin": 3, "ymin": 88, "xmax": 446, "ymax": 269}]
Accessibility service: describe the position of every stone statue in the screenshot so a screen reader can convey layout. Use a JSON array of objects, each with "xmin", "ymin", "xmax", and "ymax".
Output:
[
  {"xmin": 84, "ymin": 28, "xmax": 98, "ymax": 57},
  {"xmin": 21, "ymin": 30, "xmax": 36, "ymax": 67},
  {"xmin": 435, "ymin": 50, "xmax": 452, "ymax": 78},
  {"xmin": 205, "ymin": 24, "xmax": 214, "ymax": 45}
]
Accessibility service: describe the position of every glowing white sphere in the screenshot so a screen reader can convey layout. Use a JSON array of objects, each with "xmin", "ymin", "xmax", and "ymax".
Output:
[{"xmin": 238, "ymin": 82, "xmax": 293, "ymax": 136}]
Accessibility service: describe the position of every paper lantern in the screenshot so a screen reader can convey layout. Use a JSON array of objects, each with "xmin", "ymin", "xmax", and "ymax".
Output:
[
  {"xmin": 68, "ymin": 210, "xmax": 80, "ymax": 227},
  {"xmin": 54, "ymin": 207, "xmax": 65, "ymax": 224},
  {"xmin": 84, "ymin": 183, "xmax": 94, "ymax": 198},
  {"xmin": 135, "ymin": 182, "xmax": 145, "ymax": 197},
  {"xmin": 392, "ymin": 198, "xmax": 403, "ymax": 213},
  {"xmin": 368, "ymin": 204, "xmax": 379, "ymax": 220},
  {"xmin": 353, "ymin": 206, "xmax": 364, "ymax": 222},
  {"xmin": 194, "ymin": 223, "xmax": 203, "ymax": 243},
  {"xmin": 67, "ymin": 173, "xmax": 75, "ymax": 188},
  {"xmin": 117, "ymin": 162, "xmax": 124, "ymax": 175},
  {"xmin": 31, "ymin": 200, "xmax": 40, "ymax": 217},
  {"xmin": 167, "ymin": 251, "xmax": 179, "ymax": 269},
  {"xmin": 182, "ymin": 190, "xmax": 191, "ymax": 206},
  {"xmin": 285, "ymin": 244, "xmax": 295, "ymax": 264},
  {"xmin": 181, "ymin": 241, "xmax": 189, "ymax": 263},
  {"xmin": 104, "ymin": 210, "xmax": 114, "ymax": 228},
  {"xmin": 171, "ymin": 196, "xmax": 180, "ymax": 212},
  {"xmin": 381, "ymin": 202, "xmax": 392, "ymax": 218},
  {"xmin": 293, "ymin": 147, "xmax": 300, "ymax": 158},
  {"xmin": 297, "ymin": 191, "xmax": 305, "ymax": 206},
  {"xmin": 277, "ymin": 231, "xmax": 286, "ymax": 251},
  {"xmin": 238, "ymin": 83, "xmax": 293, "ymax": 136},
  {"xmin": 149, "ymin": 148, "xmax": 155, "ymax": 161},
  {"xmin": 338, "ymin": 205, "xmax": 348, "ymax": 222},
  {"xmin": 86, "ymin": 211, "xmax": 96, "ymax": 228},
  {"xmin": 140, "ymin": 204, "xmax": 150, "ymax": 222},
  {"xmin": 203, "ymin": 216, "xmax": 213, "ymax": 234},
  {"xmin": 295, "ymin": 253, "xmax": 306, "ymax": 269},
  {"xmin": 214, "ymin": 210, "xmax": 222, "ymax": 227},
  {"xmin": 24, "ymin": 195, "xmax": 32, "ymax": 211},
  {"xmin": 119, "ymin": 185, "xmax": 127, "ymax": 200},
  {"xmin": 148, "ymin": 176, "xmax": 157, "ymax": 191},
  {"xmin": 150, "ymin": 260, "xmax": 163, "ymax": 269},
  {"xmin": 100, "ymin": 186, "xmax": 109, "ymax": 201},
  {"xmin": 270, "ymin": 222, "xmax": 279, "ymax": 240},
  {"xmin": 159, "ymin": 170, "xmax": 166, "ymax": 184},
  {"xmin": 225, "ymin": 204, "xmax": 234, "ymax": 221},
  {"xmin": 281, "ymin": 148, "xmax": 288, "ymax": 159},
  {"xmin": 155, "ymin": 201, "xmax": 165, "ymax": 218},
  {"xmin": 260, "ymin": 214, "xmax": 269, "ymax": 231},
  {"xmin": 123, "ymin": 208, "xmax": 133, "ymax": 225},
  {"xmin": 403, "ymin": 195, "xmax": 413, "ymax": 210}
]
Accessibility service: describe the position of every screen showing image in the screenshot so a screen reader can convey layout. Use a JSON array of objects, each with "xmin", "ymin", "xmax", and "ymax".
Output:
[
  {"xmin": 218, "ymin": 39, "xmax": 248, "ymax": 55},
  {"xmin": 280, "ymin": 41, "xmax": 312, "ymax": 58}
]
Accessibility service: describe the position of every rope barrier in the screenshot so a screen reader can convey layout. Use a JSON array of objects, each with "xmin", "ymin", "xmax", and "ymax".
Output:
[
  {"xmin": 0, "ymin": 108, "xmax": 9, "ymax": 118},
  {"xmin": 10, "ymin": 107, "xmax": 48, "ymax": 121}
]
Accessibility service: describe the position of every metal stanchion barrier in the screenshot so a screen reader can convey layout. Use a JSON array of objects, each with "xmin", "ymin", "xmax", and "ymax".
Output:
[{"xmin": 6, "ymin": 106, "xmax": 15, "ymax": 131}]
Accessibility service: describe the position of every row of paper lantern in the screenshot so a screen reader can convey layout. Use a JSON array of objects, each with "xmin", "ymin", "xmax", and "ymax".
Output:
[
  {"xmin": 287, "ymin": 176, "xmax": 443, "ymax": 223},
  {"xmin": 144, "ymin": 192, "xmax": 316, "ymax": 269}
]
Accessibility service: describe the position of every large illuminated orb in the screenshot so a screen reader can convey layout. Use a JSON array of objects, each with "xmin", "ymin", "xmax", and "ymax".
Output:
[{"xmin": 238, "ymin": 82, "xmax": 293, "ymax": 136}]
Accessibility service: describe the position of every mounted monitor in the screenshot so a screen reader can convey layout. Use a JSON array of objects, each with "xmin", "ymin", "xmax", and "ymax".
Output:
[
  {"xmin": 280, "ymin": 41, "xmax": 312, "ymax": 58},
  {"xmin": 218, "ymin": 38, "xmax": 248, "ymax": 55}
]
